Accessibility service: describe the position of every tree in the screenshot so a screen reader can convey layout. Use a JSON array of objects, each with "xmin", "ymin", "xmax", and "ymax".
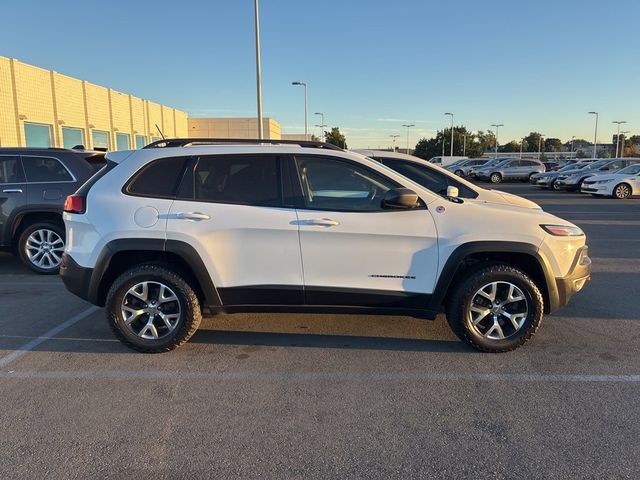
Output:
[
  {"xmin": 412, "ymin": 126, "xmax": 494, "ymax": 160},
  {"xmin": 544, "ymin": 138, "xmax": 563, "ymax": 152},
  {"xmin": 324, "ymin": 127, "xmax": 347, "ymax": 148},
  {"xmin": 523, "ymin": 132, "xmax": 544, "ymax": 153},
  {"xmin": 499, "ymin": 140, "xmax": 520, "ymax": 153}
]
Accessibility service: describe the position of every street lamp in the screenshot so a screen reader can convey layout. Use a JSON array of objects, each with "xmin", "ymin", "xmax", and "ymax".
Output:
[
  {"xmin": 570, "ymin": 136, "xmax": 576, "ymax": 158},
  {"xmin": 292, "ymin": 81, "xmax": 308, "ymax": 140},
  {"xmin": 588, "ymin": 111, "xmax": 599, "ymax": 158},
  {"xmin": 612, "ymin": 120, "xmax": 627, "ymax": 157},
  {"xmin": 445, "ymin": 113, "xmax": 454, "ymax": 156},
  {"xmin": 389, "ymin": 134, "xmax": 400, "ymax": 151},
  {"xmin": 620, "ymin": 130, "xmax": 630, "ymax": 159},
  {"xmin": 314, "ymin": 112, "xmax": 325, "ymax": 140},
  {"xmin": 490, "ymin": 123, "xmax": 504, "ymax": 156},
  {"xmin": 520, "ymin": 137, "xmax": 525, "ymax": 158},
  {"xmin": 254, "ymin": 0, "xmax": 263, "ymax": 139},
  {"xmin": 463, "ymin": 131, "xmax": 469, "ymax": 157},
  {"xmin": 402, "ymin": 124, "xmax": 414, "ymax": 153},
  {"xmin": 538, "ymin": 134, "xmax": 545, "ymax": 160}
]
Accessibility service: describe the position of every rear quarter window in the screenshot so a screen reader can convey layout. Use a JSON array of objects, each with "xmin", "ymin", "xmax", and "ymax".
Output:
[{"xmin": 124, "ymin": 157, "xmax": 189, "ymax": 198}]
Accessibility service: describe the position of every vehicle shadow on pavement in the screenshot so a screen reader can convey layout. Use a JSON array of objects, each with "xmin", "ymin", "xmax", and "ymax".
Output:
[{"xmin": 190, "ymin": 329, "xmax": 472, "ymax": 353}]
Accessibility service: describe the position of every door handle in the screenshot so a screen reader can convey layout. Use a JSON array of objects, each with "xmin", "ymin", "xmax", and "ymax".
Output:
[
  {"xmin": 303, "ymin": 218, "xmax": 339, "ymax": 227},
  {"xmin": 2, "ymin": 189, "xmax": 22, "ymax": 194},
  {"xmin": 175, "ymin": 212, "xmax": 210, "ymax": 221}
]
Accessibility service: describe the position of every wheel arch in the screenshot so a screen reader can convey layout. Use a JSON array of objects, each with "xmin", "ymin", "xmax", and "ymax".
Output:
[
  {"xmin": 429, "ymin": 241, "xmax": 558, "ymax": 314},
  {"xmin": 91, "ymin": 239, "xmax": 221, "ymax": 308},
  {"xmin": 10, "ymin": 208, "xmax": 64, "ymax": 245}
]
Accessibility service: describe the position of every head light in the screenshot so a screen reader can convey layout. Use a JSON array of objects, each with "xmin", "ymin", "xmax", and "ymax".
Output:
[{"xmin": 540, "ymin": 224, "xmax": 584, "ymax": 236}]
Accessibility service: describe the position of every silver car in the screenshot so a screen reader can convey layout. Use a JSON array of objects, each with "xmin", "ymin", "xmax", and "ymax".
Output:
[
  {"xmin": 476, "ymin": 159, "xmax": 545, "ymax": 183},
  {"xmin": 446, "ymin": 159, "xmax": 489, "ymax": 177}
]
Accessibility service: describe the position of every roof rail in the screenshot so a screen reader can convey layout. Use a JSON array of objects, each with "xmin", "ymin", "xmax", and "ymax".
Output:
[{"xmin": 143, "ymin": 137, "xmax": 343, "ymax": 151}]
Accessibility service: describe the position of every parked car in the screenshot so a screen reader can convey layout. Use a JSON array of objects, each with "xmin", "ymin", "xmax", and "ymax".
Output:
[
  {"xmin": 543, "ymin": 162, "xmax": 560, "ymax": 172},
  {"xmin": 60, "ymin": 138, "xmax": 590, "ymax": 354},
  {"xmin": 468, "ymin": 158, "xmax": 511, "ymax": 178},
  {"xmin": 476, "ymin": 159, "xmax": 545, "ymax": 183},
  {"xmin": 556, "ymin": 158, "xmax": 638, "ymax": 191},
  {"xmin": 581, "ymin": 163, "xmax": 640, "ymax": 199},
  {"xmin": 445, "ymin": 159, "xmax": 489, "ymax": 177},
  {"xmin": 353, "ymin": 150, "xmax": 539, "ymax": 209},
  {"xmin": 428, "ymin": 156, "xmax": 468, "ymax": 167},
  {"xmin": 530, "ymin": 161, "xmax": 596, "ymax": 190},
  {"xmin": 0, "ymin": 147, "xmax": 105, "ymax": 273}
]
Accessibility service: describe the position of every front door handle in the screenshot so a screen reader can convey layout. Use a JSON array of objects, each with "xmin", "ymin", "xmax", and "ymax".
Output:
[
  {"xmin": 175, "ymin": 212, "xmax": 210, "ymax": 221},
  {"xmin": 2, "ymin": 189, "xmax": 23, "ymax": 194},
  {"xmin": 303, "ymin": 218, "xmax": 339, "ymax": 227}
]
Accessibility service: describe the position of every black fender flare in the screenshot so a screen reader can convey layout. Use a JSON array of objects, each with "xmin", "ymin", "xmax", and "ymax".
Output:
[
  {"xmin": 90, "ymin": 238, "xmax": 221, "ymax": 307},
  {"xmin": 428, "ymin": 241, "xmax": 559, "ymax": 314}
]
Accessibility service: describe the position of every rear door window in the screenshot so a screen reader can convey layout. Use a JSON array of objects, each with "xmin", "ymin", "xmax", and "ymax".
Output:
[
  {"xmin": 188, "ymin": 155, "xmax": 282, "ymax": 207},
  {"xmin": 22, "ymin": 156, "xmax": 73, "ymax": 182}
]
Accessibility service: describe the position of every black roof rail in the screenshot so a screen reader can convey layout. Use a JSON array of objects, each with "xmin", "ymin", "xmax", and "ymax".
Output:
[{"xmin": 143, "ymin": 137, "xmax": 344, "ymax": 151}]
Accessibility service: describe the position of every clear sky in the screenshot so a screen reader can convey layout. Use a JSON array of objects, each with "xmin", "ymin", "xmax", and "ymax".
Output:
[{"xmin": 2, "ymin": 0, "xmax": 639, "ymax": 148}]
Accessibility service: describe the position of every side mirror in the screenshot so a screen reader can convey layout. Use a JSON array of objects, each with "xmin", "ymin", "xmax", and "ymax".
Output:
[
  {"xmin": 382, "ymin": 188, "xmax": 420, "ymax": 209},
  {"xmin": 446, "ymin": 186, "xmax": 459, "ymax": 198}
]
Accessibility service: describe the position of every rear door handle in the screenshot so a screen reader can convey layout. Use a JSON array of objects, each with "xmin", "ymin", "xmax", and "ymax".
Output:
[
  {"xmin": 2, "ymin": 189, "xmax": 22, "ymax": 194},
  {"xmin": 175, "ymin": 212, "xmax": 210, "ymax": 221},
  {"xmin": 303, "ymin": 218, "xmax": 339, "ymax": 227}
]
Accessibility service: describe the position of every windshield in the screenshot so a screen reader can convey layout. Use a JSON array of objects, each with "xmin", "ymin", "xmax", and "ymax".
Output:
[
  {"xmin": 584, "ymin": 159, "xmax": 610, "ymax": 170},
  {"xmin": 558, "ymin": 163, "xmax": 584, "ymax": 172},
  {"xmin": 615, "ymin": 164, "xmax": 640, "ymax": 175},
  {"xmin": 449, "ymin": 160, "xmax": 468, "ymax": 167}
]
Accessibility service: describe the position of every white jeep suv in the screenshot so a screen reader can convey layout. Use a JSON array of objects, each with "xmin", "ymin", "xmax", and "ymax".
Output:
[{"xmin": 60, "ymin": 139, "xmax": 591, "ymax": 353}]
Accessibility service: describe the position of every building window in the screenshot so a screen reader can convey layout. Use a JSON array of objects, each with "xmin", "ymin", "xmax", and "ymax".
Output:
[
  {"xmin": 116, "ymin": 133, "xmax": 131, "ymax": 150},
  {"xmin": 92, "ymin": 130, "xmax": 110, "ymax": 150},
  {"xmin": 24, "ymin": 122, "xmax": 52, "ymax": 147},
  {"xmin": 62, "ymin": 127, "xmax": 85, "ymax": 149},
  {"xmin": 135, "ymin": 135, "xmax": 147, "ymax": 149}
]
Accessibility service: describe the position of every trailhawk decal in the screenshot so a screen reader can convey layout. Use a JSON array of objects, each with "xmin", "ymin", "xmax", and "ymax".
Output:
[{"xmin": 369, "ymin": 274, "xmax": 416, "ymax": 279}]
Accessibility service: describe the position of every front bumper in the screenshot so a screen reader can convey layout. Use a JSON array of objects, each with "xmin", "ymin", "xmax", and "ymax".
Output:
[
  {"xmin": 556, "ymin": 179, "xmax": 581, "ymax": 190},
  {"xmin": 552, "ymin": 246, "xmax": 591, "ymax": 312},
  {"xmin": 581, "ymin": 183, "xmax": 607, "ymax": 195},
  {"xmin": 60, "ymin": 253, "xmax": 95, "ymax": 304}
]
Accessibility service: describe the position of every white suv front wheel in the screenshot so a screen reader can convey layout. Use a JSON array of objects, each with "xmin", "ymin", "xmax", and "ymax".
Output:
[
  {"xmin": 106, "ymin": 265, "xmax": 202, "ymax": 353},
  {"xmin": 445, "ymin": 264, "xmax": 544, "ymax": 352}
]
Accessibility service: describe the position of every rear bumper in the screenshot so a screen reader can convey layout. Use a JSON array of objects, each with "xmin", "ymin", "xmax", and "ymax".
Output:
[
  {"xmin": 60, "ymin": 253, "xmax": 96, "ymax": 304},
  {"xmin": 551, "ymin": 246, "xmax": 591, "ymax": 312}
]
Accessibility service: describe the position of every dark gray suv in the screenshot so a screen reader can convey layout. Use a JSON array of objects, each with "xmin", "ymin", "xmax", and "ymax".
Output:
[{"xmin": 0, "ymin": 148, "xmax": 105, "ymax": 273}]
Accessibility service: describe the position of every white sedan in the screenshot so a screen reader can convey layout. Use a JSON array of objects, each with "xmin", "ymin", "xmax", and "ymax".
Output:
[{"xmin": 581, "ymin": 163, "xmax": 640, "ymax": 199}]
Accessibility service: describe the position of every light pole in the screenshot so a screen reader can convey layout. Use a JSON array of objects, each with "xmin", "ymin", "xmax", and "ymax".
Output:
[
  {"xmin": 463, "ymin": 132, "xmax": 468, "ymax": 156},
  {"xmin": 612, "ymin": 120, "xmax": 626, "ymax": 157},
  {"xmin": 292, "ymin": 81, "xmax": 308, "ymax": 140},
  {"xmin": 389, "ymin": 134, "xmax": 400, "ymax": 151},
  {"xmin": 538, "ymin": 134, "xmax": 545, "ymax": 160},
  {"xmin": 254, "ymin": 0, "xmax": 263, "ymax": 139},
  {"xmin": 620, "ymin": 130, "xmax": 630, "ymax": 159},
  {"xmin": 314, "ymin": 112, "xmax": 325, "ymax": 140},
  {"xmin": 402, "ymin": 124, "xmax": 414, "ymax": 153},
  {"xmin": 445, "ymin": 113, "xmax": 454, "ymax": 156},
  {"xmin": 490, "ymin": 123, "xmax": 503, "ymax": 156},
  {"xmin": 520, "ymin": 138, "xmax": 525, "ymax": 158},
  {"xmin": 570, "ymin": 136, "xmax": 576, "ymax": 158},
  {"xmin": 588, "ymin": 111, "xmax": 599, "ymax": 158}
]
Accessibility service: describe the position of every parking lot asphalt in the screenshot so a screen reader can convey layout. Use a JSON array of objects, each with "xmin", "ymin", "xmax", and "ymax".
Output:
[{"xmin": 1, "ymin": 184, "xmax": 639, "ymax": 479}]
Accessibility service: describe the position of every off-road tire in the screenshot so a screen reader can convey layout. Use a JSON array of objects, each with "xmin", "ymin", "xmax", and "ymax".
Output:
[
  {"xmin": 106, "ymin": 264, "xmax": 202, "ymax": 353},
  {"xmin": 445, "ymin": 264, "xmax": 544, "ymax": 353}
]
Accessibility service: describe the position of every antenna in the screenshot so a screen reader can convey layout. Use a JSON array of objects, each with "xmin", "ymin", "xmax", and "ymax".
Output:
[{"xmin": 155, "ymin": 124, "xmax": 166, "ymax": 140}]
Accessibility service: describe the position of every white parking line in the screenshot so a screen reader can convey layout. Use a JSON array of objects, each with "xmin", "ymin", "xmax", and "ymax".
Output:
[
  {"xmin": 0, "ymin": 306, "xmax": 99, "ymax": 368},
  {"xmin": 1, "ymin": 370, "xmax": 639, "ymax": 383}
]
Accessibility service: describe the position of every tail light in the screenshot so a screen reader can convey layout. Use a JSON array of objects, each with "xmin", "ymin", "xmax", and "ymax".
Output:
[{"xmin": 64, "ymin": 195, "xmax": 86, "ymax": 214}]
